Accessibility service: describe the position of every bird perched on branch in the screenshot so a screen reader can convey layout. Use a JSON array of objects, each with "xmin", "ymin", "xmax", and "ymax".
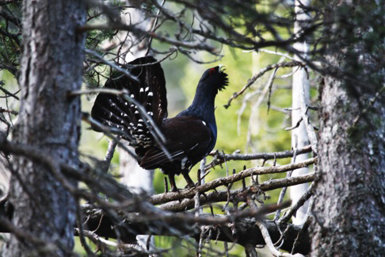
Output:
[{"xmin": 91, "ymin": 56, "xmax": 228, "ymax": 192}]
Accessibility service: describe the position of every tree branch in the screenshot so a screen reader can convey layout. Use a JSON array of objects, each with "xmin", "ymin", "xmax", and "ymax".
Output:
[
  {"xmin": 79, "ymin": 207, "xmax": 311, "ymax": 255},
  {"xmin": 151, "ymin": 158, "xmax": 316, "ymax": 205},
  {"xmin": 224, "ymin": 61, "xmax": 305, "ymax": 109},
  {"xmin": 206, "ymin": 145, "xmax": 313, "ymax": 171}
]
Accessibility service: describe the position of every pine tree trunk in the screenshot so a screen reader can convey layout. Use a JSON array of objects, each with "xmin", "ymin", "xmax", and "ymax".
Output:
[
  {"xmin": 3, "ymin": 1, "xmax": 86, "ymax": 256},
  {"xmin": 312, "ymin": 76, "xmax": 385, "ymax": 256},
  {"xmin": 311, "ymin": 2, "xmax": 385, "ymax": 255}
]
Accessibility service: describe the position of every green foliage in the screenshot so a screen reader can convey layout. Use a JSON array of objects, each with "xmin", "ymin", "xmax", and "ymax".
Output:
[
  {"xmin": 0, "ymin": 1, "xmax": 22, "ymax": 76},
  {"xmin": 324, "ymin": 0, "xmax": 385, "ymax": 94}
]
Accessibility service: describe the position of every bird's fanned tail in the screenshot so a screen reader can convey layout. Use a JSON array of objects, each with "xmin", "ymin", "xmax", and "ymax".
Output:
[
  {"xmin": 91, "ymin": 56, "xmax": 228, "ymax": 192},
  {"xmin": 91, "ymin": 56, "xmax": 168, "ymax": 151}
]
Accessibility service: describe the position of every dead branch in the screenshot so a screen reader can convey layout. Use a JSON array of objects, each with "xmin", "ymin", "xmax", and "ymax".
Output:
[
  {"xmin": 151, "ymin": 158, "xmax": 316, "ymax": 205},
  {"xmin": 279, "ymin": 183, "xmax": 314, "ymax": 225},
  {"xmin": 158, "ymin": 173, "xmax": 315, "ymax": 212},
  {"xmin": 206, "ymin": 145, "xmax": 312, "ymax": 170},
  {"xmin": 224, "ymin": 61, "xmax": 305, "ymax": 109},
  {"xmin": 78, "ymin": 208, "xmax": 311, "ymax": 255},
  {"xmin": 255, "ymin": 221, "xmax": 305, "ymax": 257}
]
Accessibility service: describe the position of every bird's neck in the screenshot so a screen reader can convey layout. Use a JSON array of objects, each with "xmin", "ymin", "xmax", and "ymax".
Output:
[
  {"xmin": 176, "ymin": 85, "xmax": 218, "ymax": 142},
  {"xmin": 177, "ymin": 85, "xmax": 217, "ymax": 125},
  {"xmin": 188, "ymin": 87, "xmax": 216, "ymax": 120}
]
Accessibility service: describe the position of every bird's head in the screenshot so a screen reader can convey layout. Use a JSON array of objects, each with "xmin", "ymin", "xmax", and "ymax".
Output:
[{"xmin": 198, "ymin": 66, "xmax": 228, "ymax": 93}]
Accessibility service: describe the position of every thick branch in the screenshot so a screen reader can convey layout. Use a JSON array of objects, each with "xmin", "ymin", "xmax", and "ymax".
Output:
[
  {"xmin": 78, "ymin": 208, "xmax": 310, "ymax": 255},
  {"xmin": 159, "ymin": 173, "xmax": 315, "ymax": 212},
  {"xmin": 151, "ymin": 158, "xmax": 316, "ymax": 205}
]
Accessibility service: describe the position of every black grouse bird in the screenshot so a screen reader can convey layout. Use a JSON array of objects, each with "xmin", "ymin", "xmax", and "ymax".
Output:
[{"xmin": 91, "ymin": 56, "xmax": 228, "ymax": 192}]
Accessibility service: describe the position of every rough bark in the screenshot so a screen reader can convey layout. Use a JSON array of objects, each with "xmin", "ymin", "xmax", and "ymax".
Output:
[
  {"xmin": 311, "ymin": 2, "xmax": 385, "ymax": 255},
  {"xmin": 3, "ymin": 1, "xmax": 86, "ymax": 256},
  {"xmin": 312, "ymin": 77, "xmax": 385, "ymax": 256}
]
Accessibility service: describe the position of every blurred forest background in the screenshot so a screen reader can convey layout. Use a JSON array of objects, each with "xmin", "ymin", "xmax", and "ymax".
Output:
[{"xmin": 1, "ymin": 0, "xmax": 384, "ymax": 256}]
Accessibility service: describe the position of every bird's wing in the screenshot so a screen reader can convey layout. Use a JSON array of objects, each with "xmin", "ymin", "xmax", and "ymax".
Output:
[
  {"xmin": 139, "ymin": 116, "xmax": 213, "ymax": 170},
  {"xmin": 91, "ymin": 56, "xmax": 168, "ymax": 146}
]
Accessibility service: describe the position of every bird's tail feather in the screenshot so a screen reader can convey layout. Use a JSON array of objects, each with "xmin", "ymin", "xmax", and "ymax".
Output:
[{"xmin": 91, "ymin": 56, "xmax": 168, "ymax": 149}]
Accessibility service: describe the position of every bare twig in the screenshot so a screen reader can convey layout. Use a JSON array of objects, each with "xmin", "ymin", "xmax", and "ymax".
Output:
[
  {"xmin": 102, "ymin": 139, "xmax": 117, "ymax": 173},
  {"xmin": 285, "ymin": 117, "xmax": 303, "ymax": 131},
  {"xmin": 82, "ymin": 113, "xmax": 138, "ymax": 160},
  {"xmin": 224, "ymin": 61, "xmax": 304, "ymax": 109},
  {"xmin": 256, "ymin": 221, "xmax": 304, "ymax": 257},
  {"xmin": 206, "ymin": 145, "xmax": 312, "ymax": 171},
  {"xmin": 75, "ymin": 228, "xmax": 155, "ymax": 254},
  {"xmin": 85, "ymin": 48, "xmax": 139, "ymax": 82},
  {"xmin": 300, "ymin": 107, "xmax": 318, "ymax": 154},
  {"xmin": 279, "ymin": 183, "xmax": 314, "ymax": 224}
]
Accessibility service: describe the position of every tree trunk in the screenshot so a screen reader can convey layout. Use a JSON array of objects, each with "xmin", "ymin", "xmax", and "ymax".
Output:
[
  {"xmin": 3, "ymin": 1, "xmax": 86, "ymax": 256},
  {"xmin": 312, "ymin": 77, "xmax": 385, "ymax": 256},
  {"xmin": 311, "ymin": 2, "xmax": 385, "ymax": 255},
  {"xmin": 290, "ymin": 0, "xmax": 311, "ymax": 225}
]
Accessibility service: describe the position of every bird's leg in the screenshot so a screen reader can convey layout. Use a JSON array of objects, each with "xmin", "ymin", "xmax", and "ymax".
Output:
[
  {"xmin": 168, "ymin": 174, "xmax": 178, "ymax": 192},
  {"xmin": 182, "ymin": 171, "xmax": 195, "ymax": 189}
]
